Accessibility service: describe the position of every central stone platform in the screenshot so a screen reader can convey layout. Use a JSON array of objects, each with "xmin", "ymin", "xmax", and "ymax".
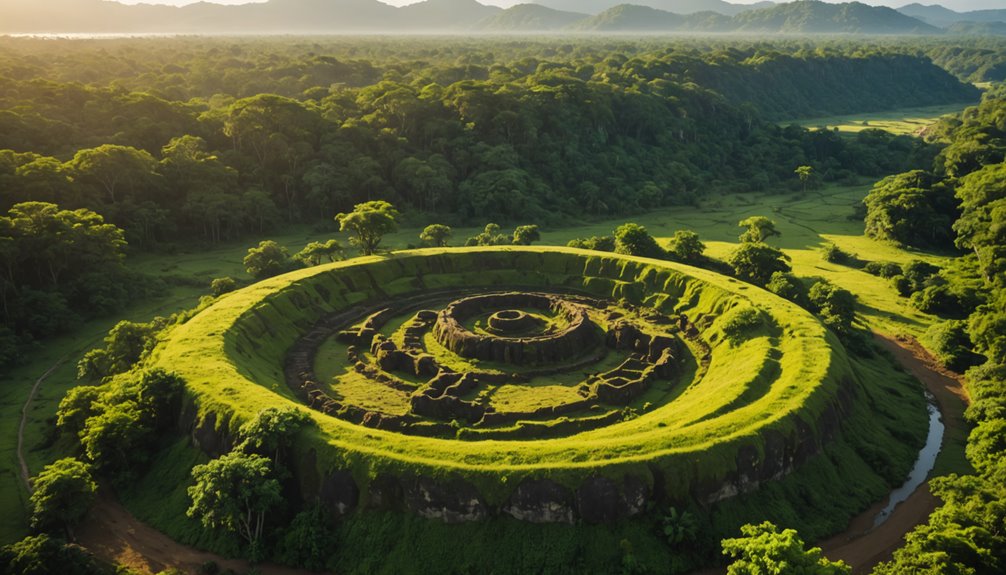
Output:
[{"xmin": 432, "ymin": 292, "xmax": 599, "ymax": 365}]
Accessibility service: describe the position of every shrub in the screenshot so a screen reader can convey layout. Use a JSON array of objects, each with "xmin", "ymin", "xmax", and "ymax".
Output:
[
  {"xmin": 863, "ymin": 261, "xmax": 902, "ymax": 278},
  {"xmin": 667, "ymin": 230, "xmax": 705, "ymax": 264},
  {"xmin": 921, "ymin": 320, "xmax": 980, "ymax": 372},
  {"xmin": 210, "ymin": 277, "xmax": 237, "ymax": 297},
  {"xmin": 567, "ymin": 236, "xmax": 615, "ymax": 252},
  {"xmin": 274, "ymin": 506, "xmax": 338, "ymax": 571},
  {"xmin": 719, "ymin": 307, "xmax": 765, "ymax": 344},
  {"xmin": 614, "ymin": 223, "xmax": 666, "ymax": 259},
  {"xmin": 765, "ymin": 272, "xmax": 809, "ymax": 308}
]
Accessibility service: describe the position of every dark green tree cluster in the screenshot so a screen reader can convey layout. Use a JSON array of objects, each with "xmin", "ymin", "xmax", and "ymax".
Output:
[
  {"xmin": 0, "ymin": 38, "xmax": 944, "ymax": 253},
  {"xmin": 0, "ymin": 202, "xmax": 143, "ymax": 370},
  {"xmin": 56, "ymin": 368, "xmax": 184, "ymax": 483},
  {"xmin": 187, "ymin": 406, "xmax": 335, "ymax": 568},
  {"xmin": 465, "ymin": 223, "xmax": 541, "ymax": 247},
  {"xmin": 869, "ymin": 84, "xmax": 1006, "ymax": 575}
]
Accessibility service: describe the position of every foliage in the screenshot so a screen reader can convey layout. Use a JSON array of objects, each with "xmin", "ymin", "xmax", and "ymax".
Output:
[
  {"xmin": 722, "ymin": 522, "xmax": 850, "ymax": 575},
  {"xmin": 466, "ymin": 223, "xmax": 513, "ymax": 247},
  {"xmin": 720, "ymin": 308, "xmax": 765, "ymax": 345},
  {"xmin": 862, "ymin": 261, "xmax": 902, "ymax": 279},
  {"xmin": 727, "ymin": 242, "xmax": 791, "ymax": 286},
  {"xmin": 662, "ymin": 507, "xmax": 700, "ymax": 548},
  {"xmin": 295, "ymin": 240, "xmax": 343, "ymax": 267},
  {"xmin": 808, "ymin": 281, "xmax": 857, "ymax": 335},
  {"xmin": 274, "ymin": 506, "xmax": 338, "ymax": 571},
  {"xmin": 765, "ymin": 272, "xmax": 809, "ymax": 308},
  {"xmin": 821, "ymin": 243, "xmax": 857, "ymax": 266},
  {"xmin": 237, "ymin": 406, "xmax": 311, "ymax": 464},
  {"xmin": 512, "ymin": 225, "xmax": 541, "ymax": 246},
  {"xmin": 738, "ymin": 217, "xmax": 780, "ymax": 244},
  {"xmin": 419, "ymin": 224, "xmax": 452, "ymax": 248},
  {"xmin": 568, "ymin": 236, "xmax": 616, "ymax": 252},
  {"xmin": 922, "ymin": 320, "xmax": 981, "ymax": 372},
  {"xmin": 0, "ymin": 535, "xmax": 107, "ymax": 575},
  {"xmin": 666, "ymin": 230, "xmax": 705, "ymax": 264},
  {"xmin": 863, "ymin": 170, "xmax": 957, "ymax": 249},
  {"xmin": 28, "ymin": 458, "xmax": 97, "ymax": 536},
  {"xmin": 244, "ymin": 240, "xmax": 294, "ymax": 280},
  {"xmin": 795, "ymin": 165, "xmax": 815, "ymax": 193},
  {"xmin": 336, "ymin": 201, "xmax": 400, "ymax": 256},
  {"xmin": 77, "ymin": 318, "xmax": 167, "ymax": 380},
  {"xmin": 187, "ymin": 451, "xmax": 283, "ymax": 552},
  {"xmin": 614, "ymin": 223, "xmax": 666, "ymax": 259},
  {"xmin": 210, "ymin": 277, "xmax": 237, "ymax": 297}
]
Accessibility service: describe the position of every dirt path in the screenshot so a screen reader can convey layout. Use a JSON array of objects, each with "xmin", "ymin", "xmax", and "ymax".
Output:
[
  {"xmin": 77, "ymin": 493, "xmax": 315, "ymax": 575},
  {"xmin": 16, "ymin": 356, "xmax": 70, "ymax": 489}
]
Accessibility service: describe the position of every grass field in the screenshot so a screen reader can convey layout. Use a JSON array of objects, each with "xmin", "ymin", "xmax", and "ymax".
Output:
[
  {"xmin": 790, "ymin": 104, "xmax": 966, "ymax": 135},
  {"xmin": 0, "ymin": 181, "xmax": 958, "ymax": 544}
]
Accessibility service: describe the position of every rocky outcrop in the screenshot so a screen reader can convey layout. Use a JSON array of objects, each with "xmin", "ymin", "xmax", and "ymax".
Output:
[{"xmin": 503, "ymin": 478, "xmax": 576, "ymax": 523}]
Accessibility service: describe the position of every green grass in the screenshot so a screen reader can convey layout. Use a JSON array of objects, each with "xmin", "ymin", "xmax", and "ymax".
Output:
[{"xmin": 788, "ymin": 104, "xmax": 965, "ymax": 135}]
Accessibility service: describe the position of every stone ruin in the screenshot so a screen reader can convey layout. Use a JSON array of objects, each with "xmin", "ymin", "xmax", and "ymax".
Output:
[{"xmin": 284, "ymin": 290, "xmax": 707, "ymax": 439}]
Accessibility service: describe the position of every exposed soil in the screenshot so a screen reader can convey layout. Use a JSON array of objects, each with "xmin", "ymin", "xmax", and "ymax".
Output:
[
  {"xmin": 18, "ymin": 332, "xmax": 967, "ymax": 575},
  {"xmin": 819, "ymin": 333, "xmax": 969, "ymax": 574},
  {"xmin": 76, "ymin": 493, "xmax": 316, "ymax": 575}
]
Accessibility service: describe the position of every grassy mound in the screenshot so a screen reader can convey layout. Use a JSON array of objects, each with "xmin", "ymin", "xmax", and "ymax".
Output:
[{"xmin": 151, "ymin": 247, "xmax": 864, "ymax": 506}]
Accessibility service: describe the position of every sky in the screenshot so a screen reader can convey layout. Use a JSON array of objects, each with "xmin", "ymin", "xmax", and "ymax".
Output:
[{"xmin": 113, "ymin": 0, "xmax": 1006, "ymax": 11}]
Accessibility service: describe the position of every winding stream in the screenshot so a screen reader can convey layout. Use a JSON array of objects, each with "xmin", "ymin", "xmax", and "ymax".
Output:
[{"xmin": 872, "ymin": 393, "xmax": 944, "ymax": 528}]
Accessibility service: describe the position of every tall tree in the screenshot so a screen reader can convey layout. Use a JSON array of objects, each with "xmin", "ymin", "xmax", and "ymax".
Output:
[
  {"xmin": 335, "ymin": 201, "xmax": 400, "ymax": 256},
  {"xmin": 29, "ymin": 458, "xmax": 97, "ymax": 539}
]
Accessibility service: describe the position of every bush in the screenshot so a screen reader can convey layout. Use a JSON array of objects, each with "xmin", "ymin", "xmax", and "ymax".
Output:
[
  {"xmin": 727, "ymin": 242, "xmax": 791, "ymax": 286},
  {"xmin": 667, "ymin": 230, "xmax": 705, "ymax": 264},
  {"xmin": 567, "ymin": 236, "xmax": 615, "ymax": 252},
  {"xmin": 719, "ymin": 307, "xmax": 765, "ymax": 344},
  {"xmin": 808, "ymin": 281, "xmax": 857, "ymax": 335},
  {"xmin": 0, "ymin": 535, "xmax": 106, "ymax": 575},
  {"xmin": 614, "ymin": 223, "xmax": 666, "ymax": 259},
  {"xmin": 210, "ymin": 277, "xmax": 237, "ymax": 297},
  {"xmin": 273, "ymin": 506, "xmax": 338, "ymax": 571},
  {"xmin": 863, "ymin": 261, "xmax": 902, "ymax": 278},
  {"xmin": 921, "ymin": 320, "xmax": 980, "ymax": 372},
  {"xmin": 765, "ymin": 272, "xmax": 809, "ymax": 308},
  {"xmin": 821, "ymin": 243, "xmax": 857, "ymax": 266}
]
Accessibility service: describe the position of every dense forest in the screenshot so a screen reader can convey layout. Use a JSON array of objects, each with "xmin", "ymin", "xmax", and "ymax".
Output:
[
  {"xmin": 1, "ymin": 33, "xmax": 1006, "ymax": 575},
  {"xmin": 0, "ymin": 37, "xmax": 978, "ymax": 368},
  {"xmin": 860, "ymin": 85, "xmax": 1006, "ymax": 575}
]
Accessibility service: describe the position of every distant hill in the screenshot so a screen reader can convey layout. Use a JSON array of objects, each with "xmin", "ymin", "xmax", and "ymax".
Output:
[
  {"xmin": 399, "ymin": 0, "xmax": 502, "ymax": 30},
  {"xmin": 0, "ymin": 0, "xmax": 945, "ymax": 35},
  {"xmin": 946, "ymin": 20, "xmax": 1006, "ymax": 35},
  {"xmin": 533, "ymin": 0, "xmax": 772, "ymax": 16},
  {"xmin": 569, "ymin": 5, "xmax": 732, "ymax": 32},
  {"xmin": 476, "ymin": 4, "xmax": 586, "ymax": 31},
  {"xmin": 732, "ymin": 1, "xmax": 940, "ymax": 34},
  {"xmin": 898, "ymin": 3, "xmax": 1006, "ymax": 26}
]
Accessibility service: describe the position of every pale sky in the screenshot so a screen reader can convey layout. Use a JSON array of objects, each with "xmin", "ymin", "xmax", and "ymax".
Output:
[{"xmin": 114, "ymin": 0, "xmax": 1006, "ymax": 12}]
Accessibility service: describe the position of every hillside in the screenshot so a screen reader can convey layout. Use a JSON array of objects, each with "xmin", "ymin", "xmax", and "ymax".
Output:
[
  {"xmin": 0, "ymin": 0, "xmax": 943, "ymax": 35},
  {"xmin": 733, "ymin": 1, "xmax": 940, "ymax": 34},
  {"xmin": 898, "ymin": 3, "xmax": 1006, "ymax": 26},
  {"xmin": 946, "ymin": 21, "xmax": 1006, "ymax": 35},
  {"xmin": 532, "ymin": 0, "xmax": 770, "ymax": 16},
  {"xmin": 569, "ymin": 5, "xmax": 732, "ymax": 32},
  {"xmin": 476, "ymin": 4, "xmax": 586, "ymax": 31}
]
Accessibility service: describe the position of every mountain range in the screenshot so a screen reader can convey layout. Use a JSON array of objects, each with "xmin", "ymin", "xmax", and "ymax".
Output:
[{"xmin": 0, "ymin": 0, "xmax": 1003, "ymax": 35}]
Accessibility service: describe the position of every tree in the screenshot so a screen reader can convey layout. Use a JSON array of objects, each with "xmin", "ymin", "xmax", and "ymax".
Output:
[
  {"xmin": 295, "ymin": 240, "xmax": 343, "ymax": 267},
  {"xmin": 237, "ymin": 407, "xmax": 311, "ymax": 464},
  {"xmin": 0, "ymin": 535, "xmax": 105, "ymax": 575},
  {"xmin": 466, "ymin": 223, "xmax": 511, "ymax": 247},
  {"xmin": 419, "ymin": 224, "xmax": 452, "ymax": 248},
  {"xmin": 244, "ymin": 240, "xmax": 292, "ymax": 280},
  {"xmin": 567, "ymin": 236, "xmax": 615, "ymax": 252},
  {"xmin": 76, "ymin": 318, "xmax": 165, "ymax": 380},
  {"xmin": 765, "ymin": 272, "xmax": 809, "ymax": 307},
  {"xmin": 808, "ymin": 280, "xmax": 857, "ymax": 335},
  {"xmin": 67, "ymin": 144, "xmax": 160, "ymax": 205},
  {"xmin": 864, "ymin": 170, "xmax": 956, "ymax": 249},
  {"xmin": 722, "ymin": 522, "xmax": 850, "ymax": 575},
  {"xmin": 79, "ymin": 401, "xmax": 152, "ymax": 480},
  {"xmin": 187, "ymin": 451, "xmax": 283, "ymax": 554},
  {"xmin": 667, "ymin": 230, "xmax": 705, "ymax": 263},
  {"xmin": 614, "ymin": 223, "xmax": 665, "ymax": 259},
  {"xmin": 727, "ymin": 242, "xmax": 791, "ymax": 286},
  {"xmin": 795, "ymin": 165, "xmax": 814, "ymax": 194},
  {"xmin": 210, "ymin": 277, "xmax": 237, "ymax": 297},
  {"xmin": 335, "ymin": 201, "xmax": 399, "ymax": 256},
  {"xmin": 29, "ymin": 458, "xmax": 97, "ymax": 538},
  {"xmin": 512, "ymin": 224, "xmax": 541, "ymax": 246},
  {"xmin": 56, "ymin": 386, "xmax": 102, "ymax": 438},
  {"xmin": 738, "ymin": 217, "xmax": 780, "ymax": 244}
]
